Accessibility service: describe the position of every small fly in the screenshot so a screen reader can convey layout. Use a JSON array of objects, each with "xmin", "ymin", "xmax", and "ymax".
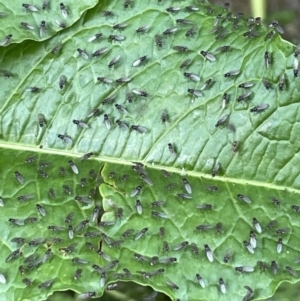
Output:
[
  {"xmin": 102, "ymin": 94, "xmax": 117, "ymax": 105},
  {"xmin": 11, "ymin": 237, "xmax": 26, "ymax": 246},
  {"xmin": 161, "ymin": 109, "xmax": 169, "ymax": 123},
  {"xmin": 238, "ymin": 82, "xmax": 254, "ymax": 89},
  {"xmin": 74, "ymin": 269, "xmax": 82, "ymax": 280},
  {"xmin": 103, "ymin": 114, "xmax": 111, "ymax": 129},
  {"xmin": 215, "ymin": 114, "xmax": 229, "ymax": 127},
  {"xmin": 88, "ymin": 33, "xmax": 103, "ymax": 42},
  {"xmin": 223, "ymin": 250, "xmax": 233, "ymax": 263},
  {"xmin": 182, "ymin": 178, "xmax": 192, "ymax": 194},
  {"xmin": 277, "ymin": 238, "xmax": 283, "ymax": 253},
  {"xmin": 56, "ymin": 20, "xmax": 66, "ymax": 29},
  {"xmin": 40, "ymin": 21, "xmax": 46, "ymax": 37},
  {"xmin": 68, "ymin": 160, "xmax": 79, "ymax": 174},
  {"xmin": 108, "ymin": 35, "xmax": 126, "ymax": 42},
  {"xmin": 65, "ymin": 212, "xmax": 74, "ymax": 225},
  {"xmin": 152, "ymin": 211, "xmax": 168, "ymax": 219},
  {"xmin": 212, "ymin": 162, "xmax": 221, "ymax": 177},
  {"xmin": 285, "ymin": 266, "xmax": 298, "ymax": 277},
  {"xmin": 9, "ymin": 218, "xmax": 25, "ymax": 226},
  {"xmin": 130, "ymin": 185, "xmax": 142, "ymax": 197},
  {"xmin": 21, "ymin": 22, "xmax": 34, "ymax": 30},
  {"xmin": 278, "ymin": 73, "xmax": 285, "ymax": 91},
  {"xmin": 108, "ymin": 55, "xmax": 121, "ymax": 68},
  {"xmin": 42, "ymin": 248, "xmax": 52, "ymax": 263},
  {"xmin": 235, "ymin": 266, "xmax": 254, "ymax": 273},
  {"xmin": 136, "ymin": 25, "xmax": 150, "ymax": 34},
  {"xmin": 250, "ymin": 103, "xmax": 269, "ymax": 113},
  {"xmin": 213, "ymin": 14, "xmax": 222, "ymax": 27},
  {"xmin": 78, "ymin": 291, "xmax": 96, "ymax": 299},
  {"xmin": 131, "ymin": 125, "xmax": 148, "ymax": 133},
  {"xmin": 257, "ymin": 261, "xmax": 268, "ymax": 271},
  {"xmin": 173, "ymin": 45, "xmax": 189, "ymax": 53},
  {"xmin": 173, "ymin": 241, "xmax": 189, "ymax": 251},
  {"xmin": 271, "ymin": 261, "xmax": 278, "ymax": 275},
  {"xmin": 15, "ymin": 171, "xmax": 24, "ymax": 184},
  {"xmin": 51, "ymin": 42, "xmax": 62, "ymax": 54},
  {"xmin": 115, "ymin": 104, "xmax": 128, "ymax": 114},
  {"xmin": 74, "ymin": 220, "xmax": 89, "ymax": 232},
  {"xmin": 237, "ymin": 194, "xmax": 252, "ymax": 203},
  {"xmin": 185, "ymin": 5, "xmax": 200, "ymax": 12},
  {"xmin": 73, "ymin": 119, "xmax": 89, "ymax": 129},
  {"xmin": 22, "ymin": 278, "xmax": 32, "ymax": 286},
  {"xmin": 150, "ymin": 256, "xmax": 159, "ymax": 266},
  {"xmin": 112, "ymin": 21, "xmax": 128, "ymax": 31},
  {"xmin": 59, "ymin": 75, "xmax": 67, "ymax": 89},
  {"xmin": 264, "ymin": 51, "xmax": 271, "ymax": 69},
  {"xmin": 188, "ymin": 88, "xmax": 203, "ymax": 97},
  {"xmin": 177, "ymin": 193, "xmax": 192, "ymax": 200},
  {"xmin": 36, "ymin": 204, "xmax": 46, "ymax": 217},
  {"xmin": 244, "ymin": 241, "xmax": 254, "ymax": 254},
  {"xmin": 154, "ymin": 35, "xmax": 163, "ymax": 48},
  {"xmin": 294, "ymin": 56, "xmax": 299, "ymax": 77},
  {"xmin": 132, "ymin": 55, "xmax": 147, "ymax": 67},
  {"xmin": 271, "ymin": 197, "xmax": 280, "ymax": 206},
  {"xmin": 17, "ymin": 194, "xmax": 34, "ymax": 202},
  {"xmin": 103, "ymin": 10, "xmax": 114, "ymax": 18},
  {"xmin": 264, "ymin": 30, "xmax": 276, "ymax": 41},
  {"xmin": 166, "ymin": 6, "xmax": 181, "ymax": 13},
  {"xmin": 268, "ymin": 20, "xmax": 284, "ymax": 34},
  {"xmin": 163, "ymin": 27, "xmax": 178, "ymax": 35},
  {"xmin": 97, "ymin": 250, "xmax": 111, "ymax": 262},
  {"xmin": 184, "ymin": 72, "xmax": 200, "ymax": 82},
  {"xmin": 194, "ymin": 274, "xmax": 205, "ymax": 288},
  {"xmin": 5, "ymin": 249, "xmax": 22, "ymax": 263},
  {"xmin": 132, "ymin": 88, "xmax": 148, "ymax": 97},
  {"xmin": 168, "ymin": 143, "xmax": 175, "ymax": 154},
  {"xmin": 196, "ymin": 204, "xmax": 213, "ymax": 210},
  {"xmin": 185, "ymin": 26, "xmax": 197, "ymax": 38},
  {"xmin": 87, "ymin": 108, "xmax": 100, "ymax": 118},
  {"xmin": 204, "ymin": 244, "xmax": 213, "ymax": 262},
  {"xmin": 22, "ymin": 3, "xmax": 39, "ymax": 12},
  {"xmin": 200, "ymin": 51, "xmax": 216, "ymax": 62},
  {"xmin": 75, "ymin": 196, "xmax": 93, "ymax": 205},
  {"xmin": 92, "ymin": 47, "xmax": 109, "ymax": 57},
  {"xmin": 109, "ymin": 240, "xmax": 124, "ymax": 248},
  {"xmin": 224, "ymin": 70, "xmax": 240, "ymax": 78},
  {"xmin": 48, "ymin": 225, "xmax": 65, "ymax": 231},
  {"xmin": 166, "ymin": 279, "xmax": 179, "ymax": 290},
  {"xmin": 57, "ymin": 134, "xmax": 73, "ymax": 143},
  {"xmin": 134, "ymin": 227, "xmax": 148, "ymax": 240},
  {"xmin": 176, "ymin": 19, "xmax": 193, "ymax": 25},
  {"xmin": 123, "ymin": 0, "xmax": 132, "ymax": 8},
  {"xmin": 180, "ymin": 59, "xmax": 191, "ymax": 69},
  {"xmin": 219, "ymin": 278, "xmax": 226, "ymax": 294},
  {"xmin": 253, "ymin": 218, "xmax": 262, "ymax": 233},
  {"xmin": 77, "ymin": 48, "xmax": 89, "ymax": 59},
  {"xmin": 250, "ymin": 231, "xmax": 257, "ymax": 248},
  {"xmin": 38, "ymin": 279, "xmax": 54, "ymax": 289},
  {"xmin": 80, "ymin": 152, "xmax": 94, "ymax": 161},
  {"xmin": 200, "ymin": 78, "xmax": 214, "ymax": 90},
  {"xmin": 26, "ymin": 86, "xmax": 40, "ymax": 93}
]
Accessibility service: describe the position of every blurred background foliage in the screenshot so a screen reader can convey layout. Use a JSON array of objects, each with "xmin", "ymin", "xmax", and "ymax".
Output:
[{"xmin": 43, "ymin": 0, "xmax": 300, "ymax": 300}]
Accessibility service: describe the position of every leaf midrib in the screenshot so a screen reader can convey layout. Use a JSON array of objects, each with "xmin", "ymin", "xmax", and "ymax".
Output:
[{"xmin": 0, "ymin": 140, "xmax": 298, "ymax": 196}]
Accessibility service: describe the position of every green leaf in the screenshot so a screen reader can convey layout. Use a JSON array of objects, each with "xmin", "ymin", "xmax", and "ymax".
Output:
[
  {"xmin": 0, "ymin": 0, "xmax": 299, "ymax": 301},
  {"xmin": 0, "ymin": 0, "xmax": 98, "ymax": 44}
]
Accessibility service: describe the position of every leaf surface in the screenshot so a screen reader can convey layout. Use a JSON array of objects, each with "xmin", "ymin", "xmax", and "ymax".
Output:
[
  {"xmin": 0, "ymin": 1, "xmax": 299, "ymax": 301},
  {"xmin": 0, "ymin": 0, "xmax": 98, "ymax": 44}
]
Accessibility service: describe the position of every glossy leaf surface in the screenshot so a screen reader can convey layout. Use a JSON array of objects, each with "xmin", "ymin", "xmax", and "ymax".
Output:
[{"xmin": 0, "ymin": 0, "xmax": 299, "ymax": 301}]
